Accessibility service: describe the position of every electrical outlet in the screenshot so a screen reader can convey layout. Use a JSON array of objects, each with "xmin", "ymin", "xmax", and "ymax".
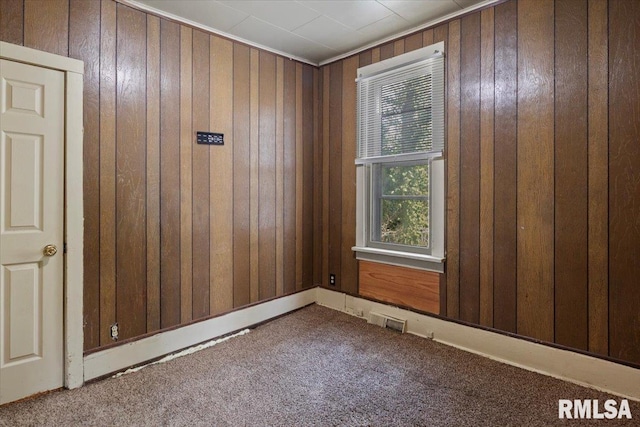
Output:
[
  {"xmin": 110, "ymin": 323, "xmax": 119, "ymax": 341},
  {"xmin": 329, "ymin": 273, "xmax": 336, "ymax": 286}
]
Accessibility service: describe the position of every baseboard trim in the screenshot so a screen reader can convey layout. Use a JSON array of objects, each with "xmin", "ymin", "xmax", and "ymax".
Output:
[
  {"xmin": 83, "ymin": 288, "xmax": 317, "ymax": 382},
  {"xmin": 83, "ymin": 286, "xmax": 640, "ymax": 400},
  {"xmin": 316, "ymin": 288, "xmax": 640, "ymax": 401}
]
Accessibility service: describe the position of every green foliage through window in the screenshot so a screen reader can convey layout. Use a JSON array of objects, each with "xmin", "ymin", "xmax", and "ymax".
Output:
[{"xmin": 375, "ymin": 163, "xmax": 429, "ymax": 248}]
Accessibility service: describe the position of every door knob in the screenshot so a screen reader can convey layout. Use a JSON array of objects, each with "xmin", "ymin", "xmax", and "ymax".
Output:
[{"xmin": 43, "ymin": 244, "xmax": 57, "ymax": 257}]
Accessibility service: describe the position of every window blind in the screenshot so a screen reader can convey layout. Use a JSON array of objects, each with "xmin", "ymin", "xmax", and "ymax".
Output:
[{"xmin": 357, "ymin": 52, "xmax": 444, "ymax": 162}]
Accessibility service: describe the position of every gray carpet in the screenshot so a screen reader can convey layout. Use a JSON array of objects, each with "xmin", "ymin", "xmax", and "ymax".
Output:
[{"xmin": 0, "ymin": 304, "xmax": 638, "ymax": 426}]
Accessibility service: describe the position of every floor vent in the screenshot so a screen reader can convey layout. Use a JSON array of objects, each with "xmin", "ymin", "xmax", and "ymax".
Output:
[{"xmin": 368, "ymin": 312, "xmax": 407, "ymax": 333}]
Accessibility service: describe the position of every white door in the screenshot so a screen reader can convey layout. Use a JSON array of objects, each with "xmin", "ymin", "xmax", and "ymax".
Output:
[{"xmin": 0, "ymin": 59, "xmax": 64, "ymax": 404}]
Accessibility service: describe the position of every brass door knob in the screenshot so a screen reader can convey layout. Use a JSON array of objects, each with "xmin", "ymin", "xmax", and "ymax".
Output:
[{"xmin": 43, "ymin": 244, "xmax": 57, "ymax": 257}]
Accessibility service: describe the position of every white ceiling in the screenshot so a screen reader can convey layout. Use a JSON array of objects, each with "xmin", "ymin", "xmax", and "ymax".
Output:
[{"xmin": 127, "ymin": 0, "xmax": 489, "ymax": 65}]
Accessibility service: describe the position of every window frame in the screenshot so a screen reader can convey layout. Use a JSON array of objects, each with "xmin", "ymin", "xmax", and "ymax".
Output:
[{"xmin": 352, "ymin": 42, "xmax": 446, "ymax": 273}]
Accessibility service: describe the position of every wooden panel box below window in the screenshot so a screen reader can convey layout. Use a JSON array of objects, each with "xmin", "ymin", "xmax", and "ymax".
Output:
[{"xmin": 359, "ymin": 261, "xmax": 440, "ymax": 315}]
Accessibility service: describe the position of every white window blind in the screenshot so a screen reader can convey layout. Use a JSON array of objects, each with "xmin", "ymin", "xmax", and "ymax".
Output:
[{"xmin": 356, "ymin": 51, "xmax": 444, "ymax": 163}]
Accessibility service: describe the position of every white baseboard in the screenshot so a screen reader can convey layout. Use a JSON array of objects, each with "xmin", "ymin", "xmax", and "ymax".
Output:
[
  {"xmin": 316, "ymin": 287, "xmax": 640, "ymax": 401},
  {"xmin": 83, "ymin": 288, "xmax": 317, "ymax": 382},
  {"xmin": 83, "ymin": 286, "xmax": 640, "ymax": 401}
]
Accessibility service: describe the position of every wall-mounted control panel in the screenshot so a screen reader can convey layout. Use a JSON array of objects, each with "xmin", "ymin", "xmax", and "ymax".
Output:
[{"xmin": 197, "ymin": 131, "xmax": 224, "ymax": 145}]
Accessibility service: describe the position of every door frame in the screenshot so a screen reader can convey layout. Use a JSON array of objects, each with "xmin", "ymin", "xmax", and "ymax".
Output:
[{"xmin": 0, "ymin": 41, "xmax": 84, "ymax": 389}]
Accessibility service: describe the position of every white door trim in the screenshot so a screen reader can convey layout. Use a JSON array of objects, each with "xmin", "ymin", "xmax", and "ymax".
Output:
[{"xmin": 0, "ymin": 41, "xmax": 84, "ymax": 390}]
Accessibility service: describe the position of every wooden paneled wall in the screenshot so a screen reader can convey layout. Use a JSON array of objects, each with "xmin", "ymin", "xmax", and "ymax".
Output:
[
  {"xmin": 2, "ymin": 0, "xmax": 639, "ymax": 367},
  {"xmin": 319, "ymin": 0, "xmax": 640, "ymax": 367},
  {"xmin": 0, "ymin": 0, "xmax": 319, "ymax": 351}
]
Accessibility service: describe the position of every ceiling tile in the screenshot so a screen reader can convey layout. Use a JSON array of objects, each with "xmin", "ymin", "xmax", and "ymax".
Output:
[
  {"xmin": 300, "ymin": 0, "xmax": 393, "ymax": 30},
  {"xmin": 293, "ymin": 15, "xmax": 367, "ymax": 52},
  {"xmin": 133, "ymin": 0, "xmax": 487, "ymax": 64},
  {"xmin": 230, "ymin": 16, "xmax": 338, "ymax": 62},
  {"xmin": 137, "ymin": 0, "xmax": 249, "ymax": 32},
  {"xmin": 356, "ymin": 12, "xmax": 409, "ymax": 41},
  {"xmin": 377, "ymin": 0, "xmax": 461, "ymax": 25},
  {"xmin": 220, "ymin": 1, "xmax": 320, "ymax": 31}
]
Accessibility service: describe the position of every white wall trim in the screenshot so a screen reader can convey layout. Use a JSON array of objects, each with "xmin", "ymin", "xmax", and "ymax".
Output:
[
  {"xmin": 84, "ymin": 288, "xmax": 317, "ymax": 382},
  {"xmin": 0, "ymin": 41, "xmax": 85, "ymax": 391},
  {"xmin": 316, "ymin": 287, "xmax": 640, "ymax": 401},
  {"xmin": 64, "ymin": 71, "xmax": 85, "ymax": 389}
]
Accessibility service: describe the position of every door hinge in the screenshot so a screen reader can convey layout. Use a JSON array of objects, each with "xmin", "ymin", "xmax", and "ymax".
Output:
[{"xmin": 63, "ymin": 243, "xmax": 67, "ymax": 254}]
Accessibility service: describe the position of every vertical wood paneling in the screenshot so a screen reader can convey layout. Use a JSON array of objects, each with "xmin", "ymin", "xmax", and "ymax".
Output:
[
  {"xmin": 210, "ymin": 36, "xmax": 234, "ymax": 314},
  {"xmin": 145, "ymin": 14, "xmax": 161, "ymax": 333},
  {"xmin": 394, "ymin": 39, "xmax": 405, "ymax": 56},
  {"xmin": 404, "ymin": 32, "xmax": 423, "ymax": 52},
  {"xmin": 313, "ymin": 67, "xmax": 322, "ymax": 286},
  {"xmin": 328, "ymin": 61, "xmax": 343, "ymax": 288},
  {"xmin": 371, "ymin": 47, "xmax": 380, "ymax": 63},
  {"xmin": 554, "ymin": 0, "xmax": 588, "ymax": 351},
  {"xmin": 99, "ymin": 0, "xmax": 117, "ymax": 346},
  {"xmin": 517, "ymin": 0, "xmax": 555, "ymax": 342},
  {"xmin": 179, "ymin": 26, "xmax": 193, "ymax": 324},
  {"xmin": 493, "ymin": 0, "xmax": 517, "ymax": 333},
  {"xmin": 259, "ymin": 52, "xmax": 277, "ymax": 299},
  {"xmin": 0, "ymin": 0, "xmax": 24, "ymax": 45},
  {"xmin": 608, "ymin": 0, "xmax": 640, "ymax": 365},
  {"xmin": 7, "ymin": 0, "xmax": 640, "ymax": 367},
  {"xmin": 302, "ymin": 65, "xmax": 315, "ymax": 289},
  {"xmin": 23, "ymin": 0, "xmax": 68, "ymax": 56},
  {"xmin": 459, "ymin": 14, "xmax": 481, "ymax": 324},
  {"xmin": 479, "ymin": 7, "xmax": 494, "ymax": 328},
  {"xmin": 341, "ymin": 57, "xmax": 358, "ymax": 294},
  {"xmin": 295, "ymin": 64, "xmax": 303, "ymax": 290},
  {"xmin": 587, "ymin": 0, "xmax": 609, "ymax": 356},
  {"xmin": 433, "ymin": 23, "xmax": 448, "ymax": 317},
  {"xmin": 321, "ymin": 66, "xmax": 330, "ymax": 287},
  {"xmin": 275, "ymin": 57, "xmax": 285, "ymax": 295},
  {"xmin": 1, "ymin": 0, "xmax": 323, "ymax": 353},
  {"xmin": 69, "ymin": 0, "xmax": 101, "ymax": 350},
  {"xmin": 283, "ymin": 60, "xmax": 297, "ymax": 294},
  {"xmin": 233, "ymin": 43, "xmax": 251, "ymax": 307},
  {"xmin": 159, "ymin": 19, "xmax": 181, "ymax": 328},
  {"xmin": 380, "ymin": 42, "xmax": 394, "ymax": 61},
  {"xmin": 310, "ymin": 0, "xmax": 640, "ymax": 368},
  {"xmin": 423, "ymin": 28, "xmax": 434, "ymax": 47},
  {"xmin": 191, "ymin": 30, "xmax": 210, "ymax": 320},
  {"xmin": 359, "ymin": 50, "xmax": 372, "ymax": 67},
  {"xmin": 446, "ymin": 20, "xmax": 461, "ymax": 319},
  {"xmin": 250, "ymin": 49, "xmax": 260, "ymax": 301},
  {"xmin": 116, "ymin": 4, "xmax": 147, "ymax": 340}
]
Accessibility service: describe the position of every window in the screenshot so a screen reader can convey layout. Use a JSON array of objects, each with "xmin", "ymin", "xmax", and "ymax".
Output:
[
  {"xmin": 371, "ymin": 160, "xmax": 430, "ymax": 251},
  {"xmin": 353, "ymin": 42, "xmax": 445, "ymax": 272}
]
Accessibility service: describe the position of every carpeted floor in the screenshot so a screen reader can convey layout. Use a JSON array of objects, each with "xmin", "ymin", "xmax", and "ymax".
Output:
[{"xmin": 0, "ymin": 304, "xmax": 637, "ymax": 426}]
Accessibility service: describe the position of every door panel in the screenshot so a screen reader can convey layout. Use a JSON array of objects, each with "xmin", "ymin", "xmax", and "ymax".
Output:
[
  {"xmin": 3, "ymin": 263, "xmax": 41, "ymax": 363},
  {"xmin": 4, "ymin": 132, "xmax": 43, "ymax": 231},
  {"xmin": 0, "ymin": 58, "xmax": 64, "ymax": 404}
]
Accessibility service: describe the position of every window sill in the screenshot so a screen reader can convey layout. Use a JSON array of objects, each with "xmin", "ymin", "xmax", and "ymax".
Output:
[{"xmin": 352, "ymin": 246, "xmax": 445, "ymax": 273}]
